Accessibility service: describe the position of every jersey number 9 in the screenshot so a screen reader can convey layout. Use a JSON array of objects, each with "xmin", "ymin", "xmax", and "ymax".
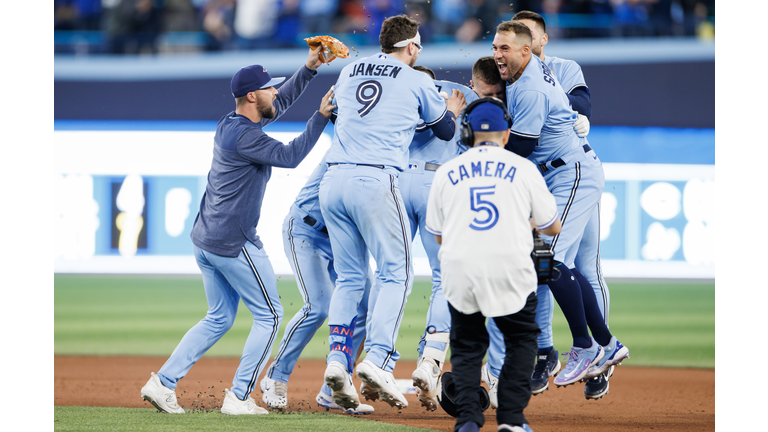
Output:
[
  {"xmin": 356, "ymin": 80, "xmax": 383, "ymax": 117},
  {"xmin": 469, "ymin": 186, "xmax": 499, "ymax": 231}
]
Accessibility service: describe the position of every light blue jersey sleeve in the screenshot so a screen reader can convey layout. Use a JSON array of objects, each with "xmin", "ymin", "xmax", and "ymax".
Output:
[
  {"xmin": 325, "ymin": 53, "xmax": 448, "ymax": 170},
  {"xmin": 409, "ymin": 80, "xmax": 479, "ymax": 164},
  {"xmin": 544, "ymin": 56, "xmax": 587, "ymax": 95},
  {"xmin": 506, "ymin": 55, "xmax": 581, "ymax": 166}
]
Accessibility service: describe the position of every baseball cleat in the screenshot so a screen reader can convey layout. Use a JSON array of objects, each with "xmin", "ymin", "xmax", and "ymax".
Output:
[
  {"xmin": 553, "ymin": 341, "xmax": 603, "ymax": 387},
  {"xmin": 412, "ymin": 357, "xmax": 442, "ymax": 411},
  {"xmin": 497, "ymin": 424, "xmax": 534, "ymax": 432},
  {"xmin": 316, "ymin": 390, "xmax": 374, "ymax": 414},
  {"xmin": 140, "ymin": 372, "xmax": 185, "ymax": 414},
  {"xmin": 259, "ymin": 376, "xmax": 288, "ymax": 410},
  {"xmin": 220, "ymin": 388, "xmax": 268, "ymax": 415},
  {"xmin": 324, "ymin": 361, "xmax": 360, "ymax": 409},
  {"xmin": 480, "ymin": 363, "xmax": 499, "ymax": 409},
  {"xmin": 530, "ymin": 349, "xmax": 561, "ymax": 395},
  {"xmin": 356, "ymin": 359, "xmax": 408, "ymax": 409},
  {"xmin": 583, "ymin": 337, "xmax": 629, "ymax": 380},
  {"xmin": 584, "ymin": 365, "xmax": 613, "ymax": 400}
]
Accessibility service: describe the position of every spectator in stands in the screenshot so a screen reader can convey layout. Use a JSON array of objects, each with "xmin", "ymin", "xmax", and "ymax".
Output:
[
  {"xmin": 431, "ymin": 0, "xmax": 467, "ymax": 38},
  {"xmin": 199, "ymin": 0, "xmax": 236, "ymax": 51},
  {"xmin": 299, "ymin": 0, "xmax": 339, "ymax": 35},
  {"xmin": 104, "ymin": 0, "xmax": 163, "ymax": 54},
  {"xmin": 233, "ymin": 0, "xmax": 280, "ymax": 50},
  {"xmin": 55, "ymin": 0, "xmax": 102, "ymax": 30}
]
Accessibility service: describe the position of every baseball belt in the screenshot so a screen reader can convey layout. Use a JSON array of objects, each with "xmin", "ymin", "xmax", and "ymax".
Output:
[
  {"xmin": 303, "ymin": 215, "xmax": 329, "ymax": 235},
  {"xmin": 538, "ymin": 144, "xmax": 593, "ymax": 174},
  {"xmin": 328, "ymin": 163, "xmax": 386, "ymax": 169},
  {"xmin": 424, "ymin": 163, "xmax": 441, "ymax": 171}
]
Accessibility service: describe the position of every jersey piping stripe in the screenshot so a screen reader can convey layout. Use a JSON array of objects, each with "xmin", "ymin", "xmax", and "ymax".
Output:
[
  {"xmin": 510, "ymin": 129, "xmax": 541, "ymax": 139},
  {"xmin": 242, "ymin": 245, "xmax": 280, "ymax": 398},
  {"xmin": 595, "ymin": 201, "xmax": 609, "ymax": 324},
  {"xmin": 566, "ymin": 84, "xmax": 589, "ymax": 94},
  {"xmin": 270, "ymin": 217, "xmax": 312, "ymax": 376},
  {"xmin": 382, "ymin": 174, "xmax": 411, "ymax": 369},
  {"xmin": 549, "ymin": 162, "xmax": 581, "ymax": 254},
  {"xmin": 537, "ymin": 212, "xmax": 559, "ymax": 230},
  {"xmin": 424, "ymin": 108, "xmax": 448, "ymax": 126}
]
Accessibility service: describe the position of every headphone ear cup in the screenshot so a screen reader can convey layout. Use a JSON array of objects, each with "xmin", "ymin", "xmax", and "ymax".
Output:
[{"xmin": 460, "ymin": 121, "xmax": 473, "ymax": 147}]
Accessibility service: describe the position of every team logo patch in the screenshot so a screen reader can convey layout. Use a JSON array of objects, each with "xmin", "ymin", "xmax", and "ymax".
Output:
[{"xmin": 408, "ymin": 163, "xmax": 418, "ymax": 170}]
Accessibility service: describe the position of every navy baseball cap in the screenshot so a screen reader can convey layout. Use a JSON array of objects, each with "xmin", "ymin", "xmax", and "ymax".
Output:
[
  {"xmin": 230, "ymin": 65, "xmax": 285, "ymax": 98},
  {"xmin": 466, "ymin": 101, "xmax": 509, "ymax": 132}
]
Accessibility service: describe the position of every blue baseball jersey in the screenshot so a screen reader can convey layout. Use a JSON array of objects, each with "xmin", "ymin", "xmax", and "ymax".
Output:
[
  {"xmin": 506, "ymin": 55, "xmax": 581, "ymax": 166},
  {"xmin": 326, "ymin": 53, "xmax": 449, "ymax": 170},
  {"xmin": 410, "ymin": 80, "xmax": 479, "ymax": 164},
  {"xmin": 543, "ymin": 56, "xmax": 588, "ymax": 95}
]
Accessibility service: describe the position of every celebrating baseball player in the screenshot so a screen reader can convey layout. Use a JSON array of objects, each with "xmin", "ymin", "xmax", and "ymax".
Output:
[
  {"xmin": 140, "ymin": 46, "xmax": 336, "ymax": 415},
  {"xmin": 490, "ymin": 20, "xmax": 629, "ymax": 395},
  {"xmin": 259, "ymin": 154, "xmax": 375, "ymax": 415},
  {"xmin": 425, "ymin": 97, "xmax": 561, "ymax": 432},
  {"xmin": 482, "ymin": 10, "xmax": 616, "ymax": 402},
  {"xmin": 319, "ymin": 14, "xmax": 466, "ymax": 411}
]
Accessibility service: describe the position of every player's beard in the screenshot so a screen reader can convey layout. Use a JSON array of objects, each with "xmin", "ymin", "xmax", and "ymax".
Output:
[{"xmin": 257, "ymin": 97, "xmax": 275, "ymax": 119}]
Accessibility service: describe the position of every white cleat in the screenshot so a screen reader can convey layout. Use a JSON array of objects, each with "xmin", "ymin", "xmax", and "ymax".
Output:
[
  {"xmin": 259, "ymin": 376, "xmax": 288, "ymax": 410},
  {"xmin": 356, "ymin": 359, "xmax": 408, "ymax": 409},
  {"xmin": 220, "ymin": 388, "xmax": 268, "ymax": 415},
  {"xmin": 412, "ymin": 357, "xmax": 442, "ymax": 411},
  {"xmin": 316, "ymin": 391, "xmax": 374, "ymax": 414},
  {"xmin": 140, "ymin": 372, "xmax": 185, "ymax": 414},
  {"xmin": 324, "ymin": 361, "xmax": 360, "ymax": 409},
  {"xmin": 481, "ymin": 363, "xmax": 498, "ymax": 409}
]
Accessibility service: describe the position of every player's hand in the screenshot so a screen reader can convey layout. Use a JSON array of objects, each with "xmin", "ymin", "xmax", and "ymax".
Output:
[
  {"xmin": 306, "ymin": 45, "xmax": 323, "ymax": 70},
  {"xmin": 573, "ymin": 114, "xmax": 590, "ymax": 137},
  {"xmin": 446, "ymin": 89, "xmax": 466, "ymax": 118},
  {"xmin": 319, "ymin": 85, "xmax": 337, "ymax": 119}
]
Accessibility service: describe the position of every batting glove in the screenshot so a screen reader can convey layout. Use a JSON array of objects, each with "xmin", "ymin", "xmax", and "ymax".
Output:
[{"xmin": 573, "ymin": 114, "xmax": 590, "ymax": 138}]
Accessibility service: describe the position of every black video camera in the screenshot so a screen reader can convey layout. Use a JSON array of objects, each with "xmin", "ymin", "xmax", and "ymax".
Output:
[{"xmin": 531, "ymin": 230, "xmax": 555, "ymax": 284}]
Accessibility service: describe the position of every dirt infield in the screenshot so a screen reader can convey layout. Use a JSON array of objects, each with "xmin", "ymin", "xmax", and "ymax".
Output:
[{"xmin": 55, "ymin": 356, "xmax": 714, "ymax": 431}]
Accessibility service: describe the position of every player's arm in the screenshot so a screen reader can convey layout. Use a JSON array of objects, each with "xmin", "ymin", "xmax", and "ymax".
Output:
[
  {"xmin": 265, "ymin": 47, "xmax": 323, "ymax": 126},
  {"xmin": 566, "ymin": 86, "xmax": 591, "ymax": 119},
  {"xmin": 240, "ymin": 87, "xmax": 334, "ymax": 168},
  {"xmin": 419, "ymin": 77, "xmax": 466, "ymax": 141},
  {"xmin": 505, "ymin": 90, "xmax": 545, "ymax": 157}
]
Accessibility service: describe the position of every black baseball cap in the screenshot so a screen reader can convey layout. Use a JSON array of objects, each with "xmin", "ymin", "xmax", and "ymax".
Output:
[{"xmin": 230, "ymin": 65, "xmax": 285, "ymax": 98}]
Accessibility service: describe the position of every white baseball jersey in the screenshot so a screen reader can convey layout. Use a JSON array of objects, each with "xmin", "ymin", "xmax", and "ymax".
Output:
[{"xmin": 425, "ymin": 144, "xmax": 558, "ymax": 317}]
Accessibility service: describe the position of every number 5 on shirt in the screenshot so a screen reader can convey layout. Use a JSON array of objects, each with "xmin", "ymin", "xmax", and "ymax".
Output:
[{"xmin": 469, "ymin": 185, "xmax": 499, "ymax": 231}]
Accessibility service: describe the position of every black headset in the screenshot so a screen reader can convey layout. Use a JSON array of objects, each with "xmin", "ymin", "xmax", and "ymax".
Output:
[{"xmin": 459, "ymin": 97, "xmax": 513, "ymax": 147}]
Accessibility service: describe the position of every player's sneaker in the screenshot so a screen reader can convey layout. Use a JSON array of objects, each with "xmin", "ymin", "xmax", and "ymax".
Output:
[
  {"xmin": 498, "ymin": 424, "xmax": 534, "ymax": 432},
  {"xmin": 530, "ymin": 349, "xmax": 561, "ymax": 395},
  {"xmin": 140, "ymin": 372, "xmax": 185, "ymax": 414},
  {"xmin": 553, "ymin": 341, "xmax": 603, "ymax": 387},
  {"xmin": 324, "ymin": 361, "xmax": 360, "ymax": 409},
  {"xmin": 360, "ymin": 381, "xmax": 380, "ymax": 402},
  {"xmin": 584, "ymin": 365, "xmax": 613, "ymax": 400},
  {"xmin": 480, "ymin": 363, "xmax": 498, "ymax": 409},
  {"xmin": 412, "ymin": 357, "xmax": 442, "ymax": 411},
  {"xmin": 316, "ymin": 390, "xmax": 374, "ymax": 414},
  {"xmin": 259, "ymin": 376, "xmax": 287, "ymax": 410},
  {"xmin": 356, "ymin": 359, "xmax": 408, "ymax": 409},
  {"xmin": 583, "ymin": 337, "xmax": 629, "ymax": 380},
  {"xmin": 220, "ymin": 388, "xmax": 268, "ymax": 415}
]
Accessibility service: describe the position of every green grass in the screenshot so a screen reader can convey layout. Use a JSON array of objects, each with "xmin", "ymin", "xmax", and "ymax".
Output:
[
  {"xmin": 54, "ymin": 275, "xmax": 714, "ymax": 368},
  {"xmin": 53, "ymin": 407, "xmax": 440, "ymax": 432}
]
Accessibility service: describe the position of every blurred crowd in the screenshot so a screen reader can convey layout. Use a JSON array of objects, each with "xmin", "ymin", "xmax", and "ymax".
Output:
[{"xmin": 54, "ymin": 0, "xmax": 715, "ymax": 55}]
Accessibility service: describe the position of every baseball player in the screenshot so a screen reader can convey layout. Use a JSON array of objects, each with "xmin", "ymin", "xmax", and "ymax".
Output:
[
  {"xmin": 139, "ymin": 47, "xmax": 335, "ymax": 415},
  {"xmin": 401, "ymin": 59, "xmax": 511, "ymax": 412},
  {"xmin": 258, "ymin": 154, "xmax": 375, "ymax": 415},
  {"xmin": 491, "ymin": 20, "xmax": 628, "ymax": 391},
  {"xmin": 425, "ymin": 97, "xmax": 561, "ymax": 432},
  {"xmin": 483, "ymin": 10, "xmax": 612, "ymax": 401},
  {"xmin": 319, "ymin": 14, "xmax": 466, "ymax": 410}
]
